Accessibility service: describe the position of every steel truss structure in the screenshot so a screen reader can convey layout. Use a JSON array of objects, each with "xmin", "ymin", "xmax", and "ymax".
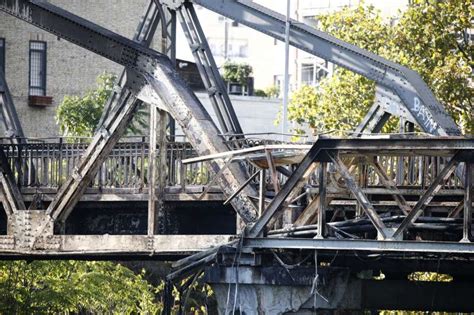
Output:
[
  {"xmin": 0, "ymin": 0, "xmax": 471, "ymax": 265},
  {"xmin": 169, "ymin": 137, "xmax": 473, "ymax": 313},
  {"xmin": 1, "ymin": 1, "xmax": 474, "ymax": 311}
]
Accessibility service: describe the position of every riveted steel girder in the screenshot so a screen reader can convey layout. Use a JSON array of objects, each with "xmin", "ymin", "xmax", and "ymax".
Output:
[
  {"xmin": 0, "ymin": 0, "xmax": 258, "ymax": 225},
  {"xmin": 172, "ymin": 1, "xmax": 243, "ymax": 136},
  {"xmin": 192, "ymin": 0, "xmax": 460, "ymax": 136},
  {"xmin": 97, "ymin": 0, "xmax": 160, "ymax": 129},
  {"xmin": 0, "ymin": 72, "xmax": 24, "ymax": 139}
]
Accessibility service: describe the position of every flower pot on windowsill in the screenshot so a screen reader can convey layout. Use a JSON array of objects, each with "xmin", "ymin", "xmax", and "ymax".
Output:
[{"xmin": 28, "ymin": 95, "xmax": 53, "ymax": 107}]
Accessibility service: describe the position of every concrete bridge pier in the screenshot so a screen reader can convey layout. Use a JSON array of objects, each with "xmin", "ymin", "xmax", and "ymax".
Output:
[{"xmin": 205, "ymin": 263, "xmax": 474, "ymax": 314}]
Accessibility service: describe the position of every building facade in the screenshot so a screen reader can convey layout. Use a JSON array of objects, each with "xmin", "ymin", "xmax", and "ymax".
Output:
[
  {"xmin": 176, "ymin": 0, "xmax": 409, "ymax": 96},
  {"xmin": 0, "ymin": 0, "xmax": 160, "ymax": 137},
  {"xmin": 0, "ymin": 1, "xmax": 411, "ymax": 138}
]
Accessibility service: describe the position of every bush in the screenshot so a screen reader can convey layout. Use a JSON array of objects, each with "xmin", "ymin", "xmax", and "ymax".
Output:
[
  {"xmin": 254, "ymin": 89, "xmax": 267, "ymax": 97},
  {"xmin": 222, "ymin": 62, "xmax": 253, "ymax": 85}
]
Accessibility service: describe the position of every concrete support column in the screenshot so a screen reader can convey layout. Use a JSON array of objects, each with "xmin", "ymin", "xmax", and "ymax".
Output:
[{"xmin": 205, "ymin": 265, "xmax": 474, "ymax": 313}]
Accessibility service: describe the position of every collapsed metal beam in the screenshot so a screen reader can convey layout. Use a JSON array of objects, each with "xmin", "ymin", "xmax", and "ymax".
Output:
[
  {"xmin": 247, "ymin": 141, "xmax": 321, "ymax": 237},
  {"xmin": 193, "ymin": 0, "xmax": 460, "ymax": 136},
  {"xmin": 243, "ymin": 237, "xmax": 474, "ymax": 254}
]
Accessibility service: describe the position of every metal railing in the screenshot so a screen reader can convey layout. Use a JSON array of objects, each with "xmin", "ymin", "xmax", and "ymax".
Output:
[
  {"xmin": 0, "ymin": 137, "xmax": 463, "ymax": 193},
  {"xmin": 1, "ymin": 137, "xmax": 204, "ymax": 190}
]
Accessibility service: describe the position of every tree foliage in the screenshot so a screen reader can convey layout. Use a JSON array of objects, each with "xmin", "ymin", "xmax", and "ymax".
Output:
[
  {"xmin": 288, "ymin": 0, "xmax": 473, "ymax": 135},
  {"xmin": 0, "ymin": 260, "xmax": 160, "ymax": 314},
  {"xmin": 56, "ymin": 73, "xmax": 115, "ymax": 138},
  {"xmin": 56, "ymin": 73, "xmax": 148, "ymax": 138},
  {"xmin": 0, "ymin": 260, "xmax": 217, "ymax": 314}
]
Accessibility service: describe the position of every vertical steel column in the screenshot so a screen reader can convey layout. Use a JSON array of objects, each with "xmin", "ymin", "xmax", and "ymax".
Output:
[
  {"xmin": 316, "ymin": 162, "xmax": 327, "ymax": 238},
  {"xmin": 159, "ymin": 5, "xmax": 177, "ymax": 139},
  {"xmin": 356, "ymin": 159, "xmax": 366, "ymax": 218},
  {"xmin": 396, "ymin": 118, "xmax": 406, "ymax": 185},
  {"xmin": 157, "ymin": 109, "xmax": 168, "ymax": 234},
  {"xmin": 148, "ymin": 105, "xmax": 168, "ymax": 235},
  {"xmin": 258, "ymin": 169, "xmax": 266, "ymax": 216},
  {"xmin": 462, "ymin": 162, "xmax": 472, "ymax": 242},
  {"xmin": 148, "ymin": 105, "xmax": 158, "ymax": 235}
]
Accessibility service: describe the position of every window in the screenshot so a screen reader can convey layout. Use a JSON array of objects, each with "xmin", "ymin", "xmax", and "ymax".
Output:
[
  {"xmin": 301, "ymin": 61, "xmax": 329, "ymax": 86},
  {"xmin": 29, "ymin": 41, "xmax": 47, "ymax": 96},
  {"xmin": 0, "ymin": 38, "xmax": 5, "ymax": 74},
  {"xmin": 301, "ymin": 64, "xmax": 315, "ymax": 85},
  {"xmin": 274, "ymin": 74, "xmax": 284, "ymax": 96}
]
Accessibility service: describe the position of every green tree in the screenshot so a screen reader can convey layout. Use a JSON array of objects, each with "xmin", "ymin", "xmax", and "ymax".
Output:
[
  {"xmin": 0, "ymin": 260, "xmax": 160, "ymax": 314},
  {"xmin": 56, "ymin": 73, "xmax": 148, "ymax": 138},
  {"xmin": 56, "ymin": 73, "xmax": 114, "ymax": 138},
  {"xmin": 288, "ymin": 0, "xmax": 473, "ymax": 135}
]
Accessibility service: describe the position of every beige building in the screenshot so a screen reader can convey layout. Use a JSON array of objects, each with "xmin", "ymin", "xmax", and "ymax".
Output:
[
  {"xmin": 0, "ymin": 1, "xmax": 410, "ymax": 138},
  {"xmin": 0, "ymin": 0, "xmax": 161, "ymax": 137},
  {"xmin": 0, "ymin": 1, "xmax": 291, "ymax": 138}
]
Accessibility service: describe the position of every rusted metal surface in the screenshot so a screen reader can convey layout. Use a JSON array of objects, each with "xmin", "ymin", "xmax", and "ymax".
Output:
[{"xmin": 1, "ymin": 6, "xmax": 474, "ymax": 314}]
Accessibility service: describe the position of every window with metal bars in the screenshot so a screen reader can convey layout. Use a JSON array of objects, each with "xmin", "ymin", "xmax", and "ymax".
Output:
[
  {"xmin": 0, "ymin": 38, "xmax": 5, "ymax": 74},
  {"xmin": 29, "ymin": 41, "xmax": 47, "ymax": 96}
]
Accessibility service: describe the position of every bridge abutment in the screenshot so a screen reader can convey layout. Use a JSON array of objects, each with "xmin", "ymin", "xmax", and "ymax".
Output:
[{"xmin": 206, "ymin": 263, "xmax": 474, "ymax": 314}]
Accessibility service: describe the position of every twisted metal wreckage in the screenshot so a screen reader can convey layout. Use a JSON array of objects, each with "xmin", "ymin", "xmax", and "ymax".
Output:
[{"xmin": 0, "ymin": 0, "xmax": 473, "ymax": 313}]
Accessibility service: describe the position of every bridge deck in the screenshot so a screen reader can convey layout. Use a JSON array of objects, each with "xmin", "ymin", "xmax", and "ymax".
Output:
[{"xmin": 0, "ymin": 137, "xmax": 471, "ymax": 259}]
